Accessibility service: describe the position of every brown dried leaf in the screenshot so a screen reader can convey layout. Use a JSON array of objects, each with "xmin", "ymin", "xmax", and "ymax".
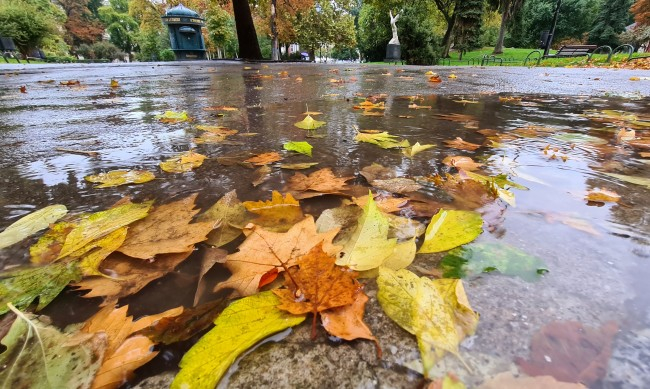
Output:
[
  {"xmin": 244, "ymin": 152, "xmax": 283, "ymax": 166},
  {"xmin": 444, "ymin": 137, "xmax": 481, "ymax": 151},
  {"xmin": 371, "ymin": 178, "xmax": 422, "ymax": 194},
  {"xmin": 352, "ymin": 195, "xmax": 408, "ymax": 214},
  {"xmin": 287, "ymin": 168, "xmax": 353, "ymax": 199},
  {"xmin": 442, "ymin": 156, "xmax": 483, "ymax": 171}
]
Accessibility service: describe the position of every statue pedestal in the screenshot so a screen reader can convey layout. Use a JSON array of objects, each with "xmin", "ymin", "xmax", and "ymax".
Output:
[{"xmin": 385, "ymin": 44, "xmax": 401, "ymax": 63}]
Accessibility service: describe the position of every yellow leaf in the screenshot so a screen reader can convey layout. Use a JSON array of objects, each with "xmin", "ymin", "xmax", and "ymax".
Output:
[
  {"xmin": 172, "ymin": 291, "xmax": 306, "ymax": 389},
  {"xmin": 403, "ymin": 142, "xmax": 435, "ymax": 157},
  {"xmin": 243, "ymin": 191, "xmax": 304, "ymax": 232},
  {"xmin": 160, "ymin": 151, "xmax": 206, "ymax": 173},
  {"xmin": 57, "ymin": 202, "xmax": 152, "ymax": 260},
  {"xmin": 195, "ymin": 125, "xmax": 238, "ymax": 136},
  {"xmin": 448, "ymin": 74, "xmax": 457, "ymax": 79},
  {"xmin": 418, "ymin": 209, "xmax": 483, "ymax": 253},
  {"xmin": 110, "ymin": 79, "xmax": 119, "ymax": 88},
  {"xmin": 0, "ymin": 205, "xmax": 67, "ymax": 249},
  {"xmin": 78, "ymin": 227, "xmax": 127, "ymax": 276},
  {"xmin": 156, "ymin": 111, "xmax": 190, "ymax": 123},
  {"xmin": 294, "ymin": 114, "xmax": 326, "ymax": 130},
  {"xmin": 377, "ymin": 268, "xmax": 479, "ymax": 377},
  {"xmin": 85, "ymin": 170, "xmax": 155, "ymax": 188},
  {"xmin": 355, "ymin": 131, "xmax": 410, "ymax": 149},
  {"xmin": 197, "ymin": 190, "xmax": 252, "ymax": 247},
  {"xmin": 586, "ymin": 188, "xmax": 621, "ymax": 203}
]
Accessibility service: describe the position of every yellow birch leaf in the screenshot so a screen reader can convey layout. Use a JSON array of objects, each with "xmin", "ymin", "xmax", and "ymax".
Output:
[
  {"xmin": 85, "ymin": 170, "xmax": 155, "ymax": 188},
  {"xmin": 403, "ymin": 142, "xmax": 435, "ymax": 157},
  {"xmin": 294, "ymin": 114, "xmax": 326, "ymax": 130},
  {"xmin": 0, "ymin": 205, "xmax": 67, "ymax": 249},
  {"xmin": 418, "ymin": 209, "xmax": 483, "ymax": 253},
  {"xmin": 336, "ymin": 194, "xmax": 400, "ymax": 271},
  {"xmin": 377, "ymin": 267, "xmax": 479, "ymax": 377},
  {"xmin": 160, "ymin": 151, "xmax": 206, "ymax": 173},
  {"xmin": 172, "ymin": 291, "xmax": 306, "ymax": 389},
  {"xmin": 57, "ymin": 202, "xmax": 152, "ymax": 260}
]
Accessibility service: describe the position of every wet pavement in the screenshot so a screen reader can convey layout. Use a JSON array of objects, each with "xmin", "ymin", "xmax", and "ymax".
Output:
[{"xmin": 1, "ymin": 62, "xmax": 650, "ymax": 388}]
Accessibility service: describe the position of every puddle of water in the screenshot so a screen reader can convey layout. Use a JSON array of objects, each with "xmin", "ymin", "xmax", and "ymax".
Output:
[{"xmin": 0, "ymin": 64, "xmax": 649, "ymax": 387}]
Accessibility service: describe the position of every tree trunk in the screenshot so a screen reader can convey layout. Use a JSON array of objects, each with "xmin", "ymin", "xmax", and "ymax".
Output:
[
  {"xmin": 232, "ymin": 0, "xmax": 262, "ymax": 60},
  {"xmin": 271, "ymin": 0, "xmax": 279, "ymax": 60},
  {"xmin": 493, "ymin": 10, "xmax": 508, "ymax": 54},
  {"xmin": 308, "ymin": 48, "xmax": 315, "ymax": 62},
  {"xmin": 441, "ymin": 12, "xmax": 457, "ymax": 58}
]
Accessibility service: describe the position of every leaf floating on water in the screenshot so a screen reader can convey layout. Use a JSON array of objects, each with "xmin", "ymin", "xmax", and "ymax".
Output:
[
  {"xmin": 603, "ymin": 172, "xmax": 650, "ymax": 189},
  {"xmin": 283, "ymin": 141, "xmax": 313, "ymax": 157},
  {"xmin": 280, "ymin": 162, "xmax": 319, "ymax": 170},
  {"xmin": 403, "ymin": 142, "xmax": 434, "ymax": 158},
  {"xmin": 442, "ymin": 156, "xmax": 483, "ymax": 171},
  {"xmin": 243, "ymin": 191, "xmax": 304, "ymax": 232},
  {"xmin": 251, "ymin": 165, "xmax": 272, "ymax": 187},
  {"xmin": 195, "ymin": 125, "xmax": 238, "ymax": 136},
  {"xmin": 244, "ymin": 152, "xmax": 282, "ymax": 166},
  {"xmin": 443, "ymin": 137, "xmax": 481, "ymax": 151},
  {"xmin": 515, "ymin": 321, "xmax": 618, "ymax": 386},
  {"xmin": 294, "ymin": 114, "xmax": 326, "ymax": 130},
  {"xmin": 160, "ymin": 150, "xmax": 206, "ymax": 173},
  {"xmin": 418, "ymin": 209, "xmax": 483, "ymax": 254},
  {"xmin": 0, "ymin": 306, "xmax": 106, "ymax": 389},
  {"xmin": 585, "ymin": 188, "xmax": 621, "ymax": 203},
  {"xmin": 287, "ymin": 168, "xmax": 353, "ymax": 199},
  {"xmin": 85, "ymin": 170, "xmax": 155, "ymax": 188},
  {"xmin": 156, "ymin": 110, "xmax": 190, "ymax": 123},
  {"xmin": 0, "ymin": 262, "xmax": 82, "ymax": 315},
  {"xmin": 441, "ymin": 242, "xmax": 548, "ymax": 282},
  {"xmin": 377, "ymin": 268, "xmax": 479, "ymax": 377},
  {"xmin": 172, "ymin": 291, "xmax": 306, "ymax": 389},
  {"xmin": 355, "ymin": 131, "xmax": 410, "ymax": 149},
  {"xmin": 0, "ymin": 205, "xmax": 67, "ymax": 249},
  {"xmin": 371, "ymin": 178, "xmax": 422, "ymax": 194}
]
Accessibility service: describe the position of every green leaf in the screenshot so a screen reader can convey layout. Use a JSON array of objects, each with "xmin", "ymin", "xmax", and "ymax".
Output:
[
  {"xmin": 355, "ymin": 131, "xmax": 410, "ymax": 149},
  {"xmin": 294, "ymin": 114, "xmax": 325, "ymax": 130},
  {"xmin": 0, "ymin": 205, "xmax": 67, "ymax": 249},
  {"xmin": 283, "ymin": 141, "xmax": 313, "ymax": 157},
  {"xmin": 57, "ymin": 202, "xmax": 152, "ymax": 260},
  {"xmin": 336, "ymin": 194, "xmax": 400, "ymax": 271},
  {"xmin": 172, "ymin": 291, "xmax": 305, "ymax": 389},
  {"xmin": 418, "ymin": 210, "xmax": 483, "ymax": 254},
  {"xmin": 441, "ymin": 242, "xmax": 548, "ymax": 282},
  {"xmin": 0, "ymin": 306, "xmax": 106, "ymax": 389},
  {"xmin": 604, "ymin": 172, "xmax": 650, "ymax": 189},
  {"xmin": 0, "ymin": 262, "xmax": 82, "ymax": 315},
  {"xmin": 377, "ymin": 268, "xmax": 479, "ymax": 377}
]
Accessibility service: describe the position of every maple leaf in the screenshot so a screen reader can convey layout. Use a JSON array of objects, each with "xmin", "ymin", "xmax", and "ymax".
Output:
[
  {"xmin": 443, "ymin": 137, "xmax": 481, "ymax": 151},
  {"xmin": 117, "ymin": 194, "xmax": 214, "ymax": 259},
  {"xmin": 214, "ymin": 216, "xmax": 341, "ymax": 297},
  {"xmin": 160, "ymin": 150, "xmax": 206, "ymax": 173},
  {"xmin": 286, "ymin": 168, "xmax": 353, "ymax": 199},
  {"xmin": 84, "ymin": 170, "xmax": 155, "ymax": 188},
  {"xmin": 197, "ymin": 190, "xmax": 252, "ymax": 247},
  {"xmin": 242, "ymin": 191, "xmax": 304, "ymax": 233},
  {"xmin": 0, "ymin": 204, "xmax": 67, "ymax": 250},
  {"xmin": 73, "ymin": 251, "xmax": 193, "ymax": 303},
  {"xmin": 244, "ymin": 152, "xmax": 283, "ymax": 165},
  {"xmin": 515, "ymin": 321, "xmax": 618, "ymax": 386},
  {"xmin": 321, "ymin": 289, "xmax": 380, "ymax": 354},
  {"xmin": 275, "ymin": 243, "xmax": 359, "ymax": 339}
]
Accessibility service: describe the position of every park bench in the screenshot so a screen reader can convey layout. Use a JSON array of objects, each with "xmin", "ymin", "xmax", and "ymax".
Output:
[
  {"xmin": 0, "ymin": 37, "xmax": 21, "ymax": 63},
  {"xmin": 524, "ymin": 44, "xmax": 617, "ymax": 66}
]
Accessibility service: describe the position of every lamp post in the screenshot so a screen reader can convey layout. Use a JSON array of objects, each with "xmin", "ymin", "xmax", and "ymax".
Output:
[{"xmin": 544, "ymin": 0, "xmax": 562, "ymax": 56}]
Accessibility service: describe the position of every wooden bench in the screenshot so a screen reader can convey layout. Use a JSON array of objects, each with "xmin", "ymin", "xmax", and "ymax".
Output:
[
  {"xmin": 545, "ymin": 45, "xmax": 597, "ymax": 58},
  {"xmin": 0, "ymin": 37, "xmax": 21, "ymax": 63}
]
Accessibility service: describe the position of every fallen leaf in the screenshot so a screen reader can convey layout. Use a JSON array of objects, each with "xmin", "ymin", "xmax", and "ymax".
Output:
[
  {"xmin": 441, "ymin": 242, "xmax": 548, "ymax": 281},
  {"xmin": 193, "ymin": 132, "xmax": 229, "ymax": 144},
  {"xmin": 204, "ymin": 105, "xmax": 239, "ymax": 111},
  {"xmin": 448, "ymin": 74, "xmax": 457, "ymax": 79},
  {"xmin": 275, "ymin": 243, "xmax": 360, "ymax": 338},
  {"xmin": 251, "ymin": 165, "xmax": 272, "ymax": 187},
  {"xmin": 403, "ymin": 142, "xmax": 435, "ymax": 157},
  {"xmin": 215, "ymin": 216, "xmax": 340, "ymax": 296},
  {"xmin": 516, "ymin": 321, "xmax": 618, "ymax": 386},
  {"xmin": 160, "ymin": 150, "xmax": 206, "ymax": 173},
  {"xmin": 418, "ymin": 209, "xmax": 483, "ymax": 253},
  {"xmin": 156, "ymin": 111, "xmax": 190, "ymax": 123},
  {"xmin": 371, "ymin": 178, "xmax": 422, "ymax": 194},
  {"xmin": 283, "ymin": 141, "xmax": 313, "ymax": 157},
  {"xmin": 442, "ymin": 156, "xmax": 483, "ymax": 171},
  {"xmin": 19, "ymin": 85, "xmax": 26, "ymax": 93},
  {"xmin": 294, "ymin": 114, "xmax": 326, "ymax": 130},
  {"xmin": 195, "ymin": 125, "xmax": 238, "ymax": 136},
  {"xmin": 172, "ymin": 291, "xmax": 305, "ymax": 389},
  {"xmin": 355, "ymin": 131, "xmax": 410, "ymax": 149},
  {"xmin": 193, "ymin": 248, "xmax": 228, "ymax": 305},
  {"xmin": 287, "ymin": 168, "xmax": 353, "ymax": 199},
  {"xmin": 443, "ymin": 137, "xmax": 481, "ymax": 151},
  {"xmin": 280, "ymin": 162, "xmax": 319, "ymax": 170},
  {"xmin": 243, "ymin": 191, "xmax": 304, "ymax": 232},
  {"xmin": 117, "ymin": 194, "xmax": 213, "ymax": 259},
  {"xmin": 377, "ymin": 268, "xmax": 479, "ymax": 377},
  {"xmin": 353, "ymin": 101, "xmax": 385, "ymax": 110},
  {"xmin": 29, "ymin": 221, "xmax": 75, "ymax": 264},
  {"xmin": 603, "ymin": 172, "xmax": 650, "ymax": 189},
  {"xmin": 60, "ymin": 80, "xmax": 80, "ymax": 86},
  {"xmin": 321, "ymin": 289, "xmax": 380, "ymax": 351},
  {"xmin": 73, "ymin": 251, "xmax": 193, "ymax": 302},
  {"xmin": 453, "ymin": 99, "xmax": 478, "ymax": 104},
  {"xmin": 352, "ymin": 195, "xmax": 408, "ymax": 214},
  {"xmin": 478, "ymin": 372, "xmax": 586, "ymax": 389},
  {"xmin": 409, "ymin": 103, "xmax": 432, "ymax": 109},
  {"xmin": 0, "ymin": 205, "xmax": 67, "ymax": 250},
  {"xmin": 0, "ymin": 306, "xmax": 106, "ymax": 389},
  {"xmin": 585, "ymin": 188, "xmax": 621, "ymax": 203},
  {"xmin": 360, "ymin": 163, "xmax": 396, "ymax": 182},
  {"xmin": 197, "ymin": 190, "xmax": 252, "ymax": 247},
  {"xmin": 244, "ymin": 152, "xmax": 282, "ymax": 166},
  {"xmin": 427, "ymin": 373, "xmax": 466, "ymax": 389},
  {"xmin": 429, "ymin": 76, "xmax": 442, "ymax": 83},
  {"xmin": 85, "ymin": 170, "xmax": 155, "ymax": 188}
]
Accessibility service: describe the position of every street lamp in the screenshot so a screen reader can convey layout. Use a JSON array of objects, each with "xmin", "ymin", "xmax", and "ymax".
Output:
[{"xmin": 544, "ymin": 0, "xmax": 562, "ymax": 57}]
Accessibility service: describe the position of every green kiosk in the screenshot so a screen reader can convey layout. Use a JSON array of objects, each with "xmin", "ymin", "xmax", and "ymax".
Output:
[{"xmin": 162, "ymin": 4, "xmax": 206, "ymax": 60}]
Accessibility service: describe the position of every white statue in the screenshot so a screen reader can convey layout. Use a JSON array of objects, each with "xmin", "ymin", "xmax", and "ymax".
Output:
[{"xmin": 389, "ymin": 10, "xmax": 400, "ymax": 45}]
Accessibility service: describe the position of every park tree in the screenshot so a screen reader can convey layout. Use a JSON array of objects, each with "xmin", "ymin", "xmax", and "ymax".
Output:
[
  {"xmin": 0, "ymin": 0, "xmax": 61, "ymax": 54},
  {"xmin": 454, "ymin": 0, "xmax": 484, "ymax": 58},
  {"xmin": 206, "ymin": 3, "xmax": 237, "ymax": 57},
  {"xmin": 588, "ymin": 0, "xmax": 634, "ymax": 46},
  {"xmin": 99, "ymin": 0, "xmax": 139, "ymax": 55},
  {"xmin": 631, "ymin": 0, "xmax": 650, "ymax": 26},
  {"xmin": 294, "ymin": 0, "xmax": 356, "ymax": 61},
  {"xmin": 56, "ymin": 0, "xmax": 105, "ymax": 47},
  {"xmin": 232, "ymin": 0, "xmax": 262, "ymax": 59},
  {"xmin": 357, "ymin": 3, "xmax": 391, "ymax": 61},
  {"xmin": 490, "ymin": 0, "xmax": 525, "ymax": 54}
]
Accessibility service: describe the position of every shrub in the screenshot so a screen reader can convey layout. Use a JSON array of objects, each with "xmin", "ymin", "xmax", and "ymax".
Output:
[{"xmin": 159, "ymin": 49, "xmax": 175, "ymax": 61}]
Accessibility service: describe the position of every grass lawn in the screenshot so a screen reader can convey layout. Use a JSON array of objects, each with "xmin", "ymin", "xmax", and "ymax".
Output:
[{"xmin": 1, "ymin": 57, "xmax": 46, "ymax": 65}]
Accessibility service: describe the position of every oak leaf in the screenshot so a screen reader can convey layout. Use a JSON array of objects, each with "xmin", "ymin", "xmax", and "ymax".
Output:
[
  {"xmin": 377, "ymin": 268, "xmax": 479, "ymax": 377},
  {"xmin": 242, "ymin": 191, "xmax": 304, "ymax": 232},
  {"xmin": 244, "ymin": 152, "xmax": 282, "ymax": 165},
  {"xmin": 197, "ymin": 190, "xmax": 252, "ymax": 247},
  {"xmin": 214, "ymin": 216, "xmax": 340, "ymax": 297},
  {"xmin": 117, "ymin": 194, "xmax": 213, "ymax": 259},
  {"xmin": 287, "ymin": 168, "xmax": 353, "ymax": 199},
  {"xmin": 274, "ymin": 243, "xmax": 360, "ymax": 339}
]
